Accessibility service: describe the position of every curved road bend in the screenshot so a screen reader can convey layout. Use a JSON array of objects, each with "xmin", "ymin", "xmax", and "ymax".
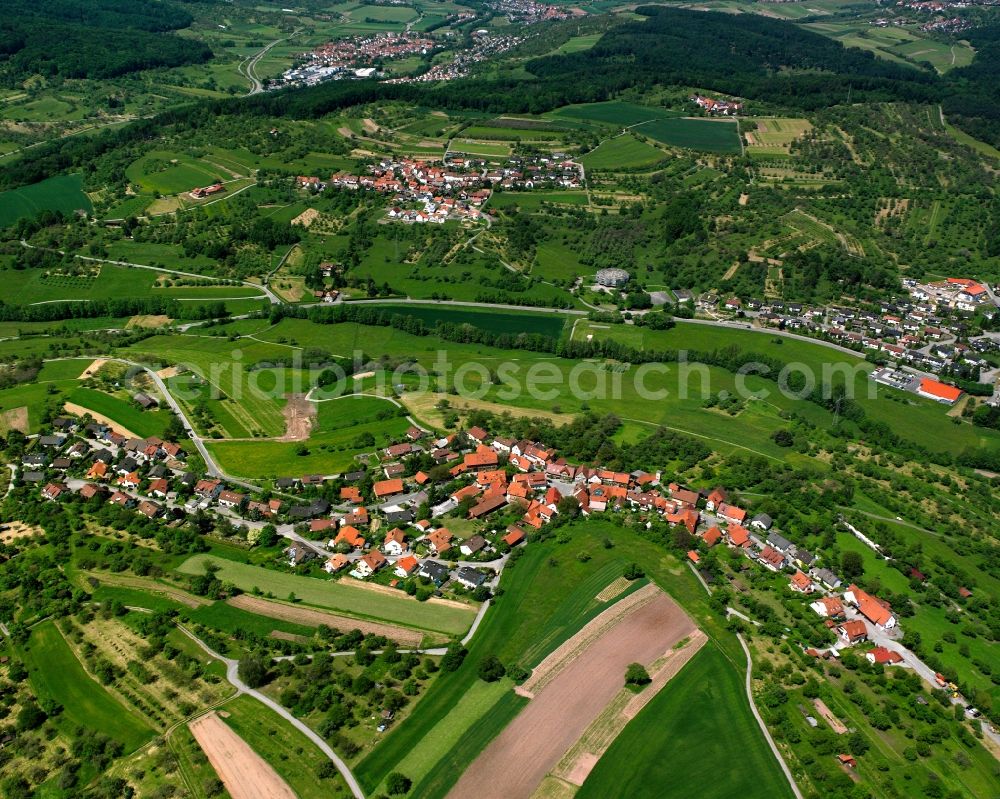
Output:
[
  {"xmin": 178, "ymin": 625, "xmax": 367, "ymax": 799},
  {"xmin": 737, "ymin": 633, "xmax": 804, "ymax": 799}
]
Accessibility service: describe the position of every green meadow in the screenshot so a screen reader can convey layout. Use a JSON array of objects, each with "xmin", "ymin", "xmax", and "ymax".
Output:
[
  {"xmin": 582, "ymin": 134, "xmax": 667, "ymax": 169},
  {"xmin": 578, "ymin": 644, "xmax": 793, "ymax": 799},
  {"xmin": 358, "ymin": 519, "xmax": 751, "ymax": 798},
  {"xmin": 0, "ymin": 174, "xmax": 93, "ymax": 227},
  {"xmin": 634, "ymin": 117, "xmax": 742, "ymax": 154},
  {"xmin": 68, "ymin": 386, "xmax": 174, "ymax": 438},
  {"xmin": 176, "ymin": 553, "xmax": 477, "ymax": 637},
  {"xmin": 21, "ymin": 621, "xmax": 155, "ymax": 752}
]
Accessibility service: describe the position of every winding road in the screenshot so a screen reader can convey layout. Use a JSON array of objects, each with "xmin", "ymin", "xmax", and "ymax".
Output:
[{"xmin": 178, "ymin": 625, "xmax": 367, "ymax": 799}]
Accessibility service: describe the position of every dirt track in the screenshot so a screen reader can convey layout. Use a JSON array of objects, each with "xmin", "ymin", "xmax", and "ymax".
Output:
[
  {"xmin": 280, "ymin": 394, "xmax": 316, "ymax": 441},
  {"xmin": 227, "ymin": 594, "xmax": 425, "ymax": 646},
  {"xmin": 189, "ymin": 712, "xmax": 296, "ymax": 799},
  {"xmin": 447, "ymin": 588, "xmax": 696, "ymax": 799}
]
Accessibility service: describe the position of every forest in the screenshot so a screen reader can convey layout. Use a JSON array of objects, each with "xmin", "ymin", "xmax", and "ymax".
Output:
[{"xmin": 0, "ymin": 0, "xmax": 211, "ymax": 82}]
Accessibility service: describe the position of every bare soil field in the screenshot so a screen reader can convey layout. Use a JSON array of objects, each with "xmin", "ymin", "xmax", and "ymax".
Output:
[
  {"xmin": 280, "ymin": 394, "xmax": 316, "ymax": 441},
  {"xmin": 78, "ymin": 358, "xmax": 108, "ymax": 379},
  {"xmin": 63, "ymin": 402, "xmax": 140, "ymax": 439},
  {"xmin": 813, "ymin": 698, "xmax": 848, "ymax": 734},
  {"xmin": 190, "ymin": 712, "xmax": 297, "ymax": 799},
  {"xmin": 126, "ymin": 314, "xmax": 171, "ymax": 329},
  {"xmin": 0, "ymin": 520, "xmax": 44, "ymax": 543},
  {"xmin": 402, "ymin": 391, "xmax": 574, "ymax": 429},
  {"xmin": 291, "ymin": 208, "xmax": 319, "ymax": 227},
  {"xmin": 227, "ymin": 594, "xmax": 425, "ymax": 646},
  {"xmin": 0, "ymin": 406, "xmax": 28, "ymax": 434},
  {"xmin": 448, "ymin": 587, "xmax": 696, "ymax": 799}
]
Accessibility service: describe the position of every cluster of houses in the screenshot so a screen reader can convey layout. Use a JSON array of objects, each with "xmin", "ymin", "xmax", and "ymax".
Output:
[
  {"xmin": 691, "ymin": 94, "xmax": 744, "ymax": 116},
  {"xmin": 709, "ymin": 275, "xmax": 999, "ymax": 401},
  {"xmin": 22, "ymin": 410, "xmax": 924, "ymax": 670},
  {"xmin": 305, "ymin": 157, "xmax": 492, "ymax": 224},
  {"xmin": 385, "ymin": 30, "xmax": 525, "ymax": 84},
  {"xmin": 487, "ymin": 0, "xmax": 581, "ymax": 23},
  {"xmin": 300, "ymin": 152, "xmax": 584, "ymax": 223},
  {"xmin": 24, "ymin": 417, "xmax": 191, "ymax": 522},
  {"xmin": 278, "ymin": 32, "xmax": 437, "ymax": 90}
]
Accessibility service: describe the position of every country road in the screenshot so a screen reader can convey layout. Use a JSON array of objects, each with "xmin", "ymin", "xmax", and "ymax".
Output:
[
  {"xmin": 241, "ymin": 30, "xmax": 301, "ymax": 95},
  {"xmin": 178, "ymin": 626, "xmax": 367, "ymax": 799}
]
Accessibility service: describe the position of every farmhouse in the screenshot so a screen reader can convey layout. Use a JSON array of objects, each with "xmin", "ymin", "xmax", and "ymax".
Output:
[
  {"xmin": 334, "ymin": 525, "xmax": 366, "ymax": 549},
  {"xmin": 790, "ymin": 571, "xmax": 814, "ymax": 593},
  {"xmin": 324, "ymin": 554, "xmax": 350, "ymax": 573},
  {"xmin": 373, "ymin": 478, "xmax": 405, "ymax": 499},
  {"xmin": 837, "ymin": 620, "xmax": 868, "ymax": 644},
  {"xmin": 418, "ymin": 560, "xmax": 450, "ymax": 586},
  {"xmin": 395, "ymin": 555, "xmax": 420, "ymax": 578},
  {"xmin": 352, "ymin": 550, "xmax": 387, "ymax": 578},
  {"xmin": 460, "ymin": 534, "xmax": 487, "ymax": 556},
  {"xmin": 383, "ymin": 527, "xmax": 407, "ymax": 556},
  {"xmin": 455, "ymin": 566, "xmax": 487, "ymax": 590},
  {"xmin": 866, "ymin": 646, "xmax": 904, "ymax": 666},
  {"xmin": 810, "ymin": 596, "xmax": 845, "ymax": 618},
  {"xmin": 844, "ymin": 585, "xmax": 896, "ymax": 629}
]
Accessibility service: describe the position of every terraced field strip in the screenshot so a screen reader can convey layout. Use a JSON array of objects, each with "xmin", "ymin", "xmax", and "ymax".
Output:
[
  {"xmin": 545, "ymin": 629, "xmax": 708, "ymax": 793},
  {"xmin": 593, "ymin": 575, "xmax": 631, "ymax": 603},
  {"xmin": 227, "ymin": 594, "xmax": 427, "ymax": 646},
  {"xmin": 190, "ymin": 711, "xmax": 297, "ymax": 799},
  {"xmin": 448, "ymin": 587, "xmax": 696, "ymax": 799},
  {"xmin": 83, "ymin": 571, "xmax": 211, "ymax": 608},
  {"xmin": 178, "ymin": 554, "xmax": 476, "ymax": 637},
  {"xmin": 518, "ymin": 583, "xmax": 660, "ymax": 698}
]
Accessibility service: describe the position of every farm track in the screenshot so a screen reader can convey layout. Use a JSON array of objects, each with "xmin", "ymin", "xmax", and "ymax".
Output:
[{"xmin": 449, "ymin": 588, "xmax": 696, "ymax": 799}]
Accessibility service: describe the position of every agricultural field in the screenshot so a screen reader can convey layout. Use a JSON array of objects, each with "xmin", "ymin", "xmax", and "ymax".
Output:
[
  {"xmin": 550, "ymin": 101, "xmax": 683, "ymax": 127},
  {"xmin": 176, "ymin": 553, "xmax": 477, "ymax": 639},
  {"xmin": 220, "ymin": 695, "xmax": 352, "ymax": 799},
  {"xmin": 577, "ymin": 644, "xmax": 792, "ymax": 799},
  {"xmin": 581, "ymin": 134, "xmax": 666, "ymax": 170},
  {"xmin": 744, "ymin": 117, "xmax": 812, "ymax": 157},
  {"xmin": 356, "ymin": 519, "xmax": 748, "ymax": 798},
  {"xmin": 0, "ymin": 174, "xmax": 93, "ymax": 227},
  {"xmin": 632, "ymin": 117, "xmax": 742, "ymax": 154},
  {"xmin": 20, "ymin": 621, "xmax": 155, "ymax": 753}
]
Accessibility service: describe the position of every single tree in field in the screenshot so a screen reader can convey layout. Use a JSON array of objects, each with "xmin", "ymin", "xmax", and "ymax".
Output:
[
  {"xmin": 477, "ymin": 655, "xmax": 507, "ymax": 683},
  {"xmin": 386, "ymin": 772, "xmax": 412, "ymax": 795},
  {"xmin": 625, "ymin": 662, "xmax": 651, "ymax": 687}
]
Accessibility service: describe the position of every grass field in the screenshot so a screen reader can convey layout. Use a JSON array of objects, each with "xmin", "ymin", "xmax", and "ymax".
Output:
[
  {"xmin": 21, "ymin": 621, "xmax": 155, "ymax": 752},
  {"xmin": 360, "ymin": 303, "xmax": 570, "ymax": 339},
  {"xmin": 745, "ymin": 117, "xmax": 812, "ymax": 156},
  {"xmin": 176, "ymin": 553, "xmax": 476, "ymax": 638},
  {"xmin": 356, "ymin": 519, "xmax": 743, "ymax": 798},
  {"xmin": 0, "ymin": 174, "xmax": 93, "ymax": 227},
  {"xmin": 551, "ymin": 101, "xmax": 682, "ymax": 127},
  {"xmin": 633, "ymin": 117, "xmax": 742, "ymax": 154},
  {"xmin": 220, "ymin": 694, "xmax": 350, "ymax": 799},
  {"xmin": 125, "ymin": 150, "xmax": 233, "ymax": 195},
  {"xmin": 68, "ymin": 386, "xmax": 173, "ymax": 438},
  {"xmin": 205, "ymin": 411, "xmax": 412, "ymax": 477},
  {"xmin": 189, "ymin": 600, "xmax": 317, "ymax": 640},
  {"xmin": 577, "ymin": 643, "xmax": 792, "ymax": 799},
  {"xmin": 581, "ymin": 134, "xmax": 667, "ymax": 170}
]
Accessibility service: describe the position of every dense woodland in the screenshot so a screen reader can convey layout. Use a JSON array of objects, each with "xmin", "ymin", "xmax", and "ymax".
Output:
[{"xmin": 0, "ymin": 0, "xmax": 212, "ymax": 83}]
